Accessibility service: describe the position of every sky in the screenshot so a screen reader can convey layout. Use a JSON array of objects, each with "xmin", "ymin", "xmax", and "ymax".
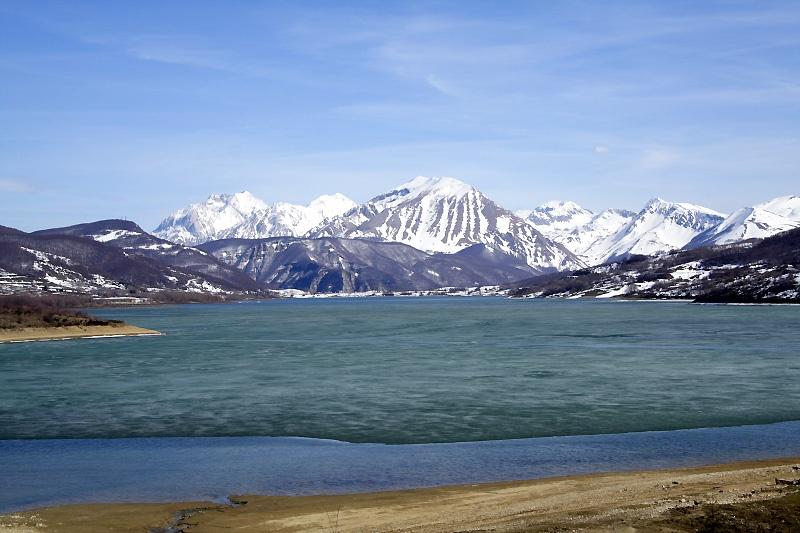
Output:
[{"xmin": 2, "ymin": 0, "xmax": 800, "ymax": 231}]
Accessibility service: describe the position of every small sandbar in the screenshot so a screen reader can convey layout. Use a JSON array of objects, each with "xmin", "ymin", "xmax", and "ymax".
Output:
[{"xmin": 0, "ymin": 324, "xmax": 162, "ymax": 343}]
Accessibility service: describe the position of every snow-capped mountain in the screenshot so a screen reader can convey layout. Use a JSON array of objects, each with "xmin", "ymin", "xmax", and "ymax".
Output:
[
  {"xmin": 520, "ymin": 201, "xmax": 635, "ymax": 264},
  {"xmin": 222, "ymin": 193, "xmax": 357, "ymax": 241},
  {"xmin": 308, "ymin": 176, "xmax": 584, "ymax": 273},
  {"xmin": 582, "ymin": 198, "xmax": 725, "ymax": 264},
  {"xmin": 155, "ymin": 181, "xmax": 797, "ymax": 275},
  {"xmin": 518, "ymin": 198, "xmax": 724, "ymax": 265},
  {"xmin": 154, "ymin": 191, "xmax": 356, "ymax": 245},
  {"xmin": 153, "ymin": 191, "xmax": 266, "ymax": 245},
  {"xmin": 687, "ymin": 195, "xmax": 800, "ymax": 248}
]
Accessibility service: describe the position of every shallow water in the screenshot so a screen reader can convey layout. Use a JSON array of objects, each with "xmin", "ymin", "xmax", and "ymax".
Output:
[
  {"xmin": 1, "ymin": 298, "xmax": 799, "ymax": 443},
  {"xmin": 2, "ymin": 421, "xmax": 800, "ymax": 513}
]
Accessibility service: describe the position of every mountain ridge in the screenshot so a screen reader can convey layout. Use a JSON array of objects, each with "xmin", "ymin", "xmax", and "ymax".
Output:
[
  {"xmin": 153, "ymin": 181, "xmax": 799, "ymax": 272},
  {"xmin": 303, "ymin": 176, "xmax": 585, "ymax": 273}
]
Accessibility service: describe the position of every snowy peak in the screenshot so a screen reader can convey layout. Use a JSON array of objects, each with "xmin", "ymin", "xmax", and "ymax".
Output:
[
  {"xmin": 402, "ymin": 175, "xmax": 475, "ymax": 198},
  {"xmin": 526, "ymin": 201, "xmax": 595, "ymax": 236},
  {"xmin": 687, "ymin": 195, "xmax": 800, "ymax": 248},
  {"xmin": 307, "ymin": 193, "xmax": 358, "ymax": 220},
  {"xmin": 154, "ymin": 191, "xmax": 356, "ymax": 245},
  {"xmin": 225, "ymin": 191, "xmax": 268, "ymax": 214},
  {"xmin": 364, "ymin": 176, "xmax": 476, "ymax": 214},
  {"xmin": 642, "ymin": 197, "xmax": 725, "ymax": 218},
  {"xmin": 530, "ymin": 200, "xmax": 593, "ymax": 221},
  {"xmin": 201, "ymin": 191, "xmax": 268, "ymax": 219}
]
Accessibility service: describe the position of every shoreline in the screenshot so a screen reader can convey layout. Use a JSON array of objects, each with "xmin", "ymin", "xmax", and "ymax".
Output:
[
  {"xmin": 0, "ymin": 324, "xmax": 162, "ymax": 343},
  {"xmin": 1, "ymin": 456, "xmax": 798, "ymax": 532}
]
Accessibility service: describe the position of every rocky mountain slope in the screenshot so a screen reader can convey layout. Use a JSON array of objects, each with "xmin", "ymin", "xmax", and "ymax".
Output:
[
  {"xmin": 33, "ymin": 220, "xmax": 261, "ymax": 292},
  {"xmin": 154, "ymin": 191, "xmax": 356, "ymax": 245},
  {"xmin": 1, "ymin": 219, "xmax": 539, "ymax": 296},
  {"xmin": 200, "ymin": 237, "xmax": 536, "ymax": 293},
  {"xmin": 508, "ymin": 227, "xmax": 800, "ymax": 302},
  {"xmin": 0, "ymin": 223, "xmax": 261, "ymax": 296}
]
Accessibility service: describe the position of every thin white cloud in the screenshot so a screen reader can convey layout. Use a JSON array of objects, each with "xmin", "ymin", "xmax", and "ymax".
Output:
[
  {"xmin": 79, "ymin": 34, "xmax": 297, "ymax": 81},
  {"xmin": 424, "ymin": 74, "xmax": 456, "ymax": 96}
]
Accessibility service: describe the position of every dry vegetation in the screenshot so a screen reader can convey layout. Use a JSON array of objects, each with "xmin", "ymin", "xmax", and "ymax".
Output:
[{"xmin": 0, "ymin": 294, "xmax": 120, "ymax": 329}]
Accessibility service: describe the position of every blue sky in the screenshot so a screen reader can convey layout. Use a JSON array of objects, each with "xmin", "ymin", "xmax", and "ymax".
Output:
[{"xmin": 2, "ymin": 0, "xmax": 800, "ymax": 231}]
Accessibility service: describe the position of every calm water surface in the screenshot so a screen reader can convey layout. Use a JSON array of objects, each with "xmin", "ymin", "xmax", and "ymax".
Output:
[{"xmin": 1, "ymin": 298, "xmax": 799, "ymax": 443}]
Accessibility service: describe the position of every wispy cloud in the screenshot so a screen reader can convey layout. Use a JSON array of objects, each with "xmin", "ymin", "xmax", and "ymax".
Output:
[
  {"xmin": 125, "ymin": 41, "xmax": 231, "ymax": 70},
  {"xmin": 0, "ymin": 178, "xmax": 33, "ymax": 193},
  {"xmin": 424, "ymin": 74, "xmax": 456, "ymax": 96}
]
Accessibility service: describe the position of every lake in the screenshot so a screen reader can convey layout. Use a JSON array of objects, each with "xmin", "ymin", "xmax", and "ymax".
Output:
[
  {"xmin": 2, "ymin": 298, "xmax": 800, "ymax": 512},
  {"xmin": 2, "ymin": 298, "xmax": 799, "ymax": 443}
]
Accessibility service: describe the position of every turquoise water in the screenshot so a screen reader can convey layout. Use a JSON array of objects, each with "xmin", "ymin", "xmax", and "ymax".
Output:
[{"xmin": 1, "ymin": 298, "xmax": 799, "ymax": 443}]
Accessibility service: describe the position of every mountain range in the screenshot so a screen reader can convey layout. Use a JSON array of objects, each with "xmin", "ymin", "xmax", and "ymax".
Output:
[
  {"xmin": 524, "ymin": 198, "xmax": 726, "ymax": 265},
  {"xmin": 154, "ymin": 176, "xmax": 799, "ymax": 269},
  {"xmin": 1, "ymin": 176, "xmax": 798, "ymax": 298},
  {"xmin": 156, "ymin": 177, "xmax": 583, "ymax": 274}
]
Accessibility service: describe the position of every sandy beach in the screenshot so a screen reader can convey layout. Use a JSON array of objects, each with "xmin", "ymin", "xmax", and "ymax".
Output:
[
  {"xmin": 1, "ymin": 457, "xmax": 798, "ymax": 532},
  {"xmin": 0, "ymin": 324, "xmax": 161, "ymax": 343}
]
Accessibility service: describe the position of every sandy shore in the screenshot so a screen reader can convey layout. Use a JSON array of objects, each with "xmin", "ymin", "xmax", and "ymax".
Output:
[
  {"xmin": 0, "ymin": 324, "xmax": 161, "ymax": 343},
  {"xmin": 1, "ymin": 457, "xmax": 798, "ymax": 532}
]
